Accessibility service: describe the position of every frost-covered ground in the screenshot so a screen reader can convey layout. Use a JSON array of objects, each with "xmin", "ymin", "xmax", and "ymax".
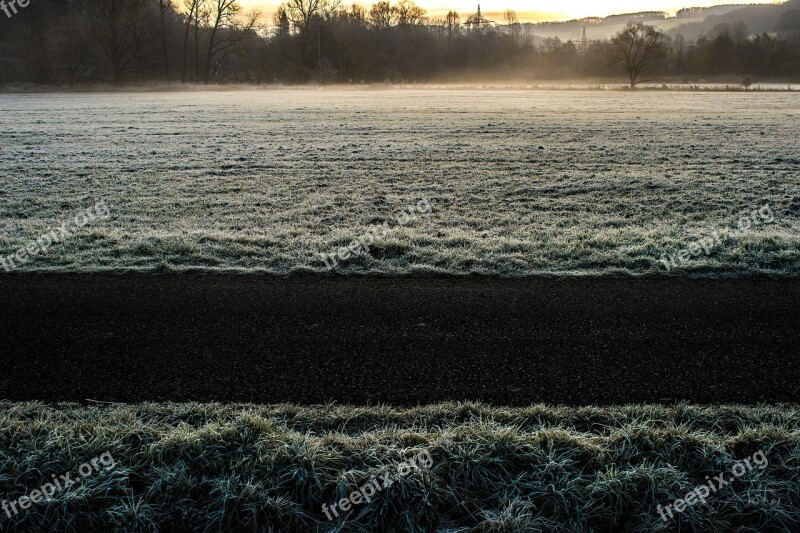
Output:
[{"xmin": 0, "ymin": 89, "xmax": 799, "ymax": 276}]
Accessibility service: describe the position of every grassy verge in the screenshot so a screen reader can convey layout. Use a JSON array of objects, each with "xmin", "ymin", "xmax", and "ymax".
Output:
[{"xmin": 1, "ymin": 402, "xmax": 798, "ymax": 531}]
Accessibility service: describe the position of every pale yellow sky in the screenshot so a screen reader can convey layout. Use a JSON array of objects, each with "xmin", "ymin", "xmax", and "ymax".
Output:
[{"xmin": 239, "ymin": 0, "xmax": 777, "ymax": 22}]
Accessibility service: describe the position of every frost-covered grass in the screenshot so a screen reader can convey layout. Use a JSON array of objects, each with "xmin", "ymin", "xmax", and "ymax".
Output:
[
  {"xmin": 0, "ymin": 402, "xmax": 798, "ymax": 532},
  {"xmin": 1, "ymin": 89, "xmax": 799, "ymax": 276}
]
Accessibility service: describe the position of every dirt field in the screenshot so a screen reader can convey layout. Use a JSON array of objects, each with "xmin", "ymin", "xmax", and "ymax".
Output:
[{"xmin": 0, "ymin": 274, "xmax": 798, "ymax": 404}]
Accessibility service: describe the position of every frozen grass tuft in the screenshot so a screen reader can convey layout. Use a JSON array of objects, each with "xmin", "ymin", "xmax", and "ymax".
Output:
[{"xmin": 0, "ymin": 402, "xmax": 799, "ymax": 531}]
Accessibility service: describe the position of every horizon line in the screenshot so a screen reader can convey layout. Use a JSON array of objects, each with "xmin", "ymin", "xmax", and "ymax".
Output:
[{"xmin": 237, "ymin": 0, "xmax": 779, "ymax": 24}]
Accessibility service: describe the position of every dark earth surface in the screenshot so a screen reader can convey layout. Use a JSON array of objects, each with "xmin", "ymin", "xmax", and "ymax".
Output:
[{"xmin": 1, "ymin": 275, "xmax": 798, "ymax": 405}]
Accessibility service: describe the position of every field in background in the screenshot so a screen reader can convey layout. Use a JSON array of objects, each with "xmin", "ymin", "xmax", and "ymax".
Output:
[
  {"xmin": 1, "ymin": 89, "xmax": 799, "ymax": 277},
  {"xmin": 0, "ymin": 402, "xmax": 798, "ymax": 531}
]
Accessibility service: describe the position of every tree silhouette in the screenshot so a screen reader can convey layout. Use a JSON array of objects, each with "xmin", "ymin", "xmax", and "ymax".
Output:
[
  {"xmin": 612, "ymin": 22, "xmax": 670, "ymax": 88},
  {"xmin": 1, "ymin": 0, "xmax": 799, "ymax": 86}
]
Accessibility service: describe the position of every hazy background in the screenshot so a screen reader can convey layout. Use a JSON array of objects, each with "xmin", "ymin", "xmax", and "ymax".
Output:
[{"xmin": 239, "ymin": 0, "xmax": 777, "ymax": 23}]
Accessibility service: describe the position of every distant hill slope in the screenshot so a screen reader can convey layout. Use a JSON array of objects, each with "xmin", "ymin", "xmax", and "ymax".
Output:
[
  {"xmin": 522, "ymin": 1, "xmax": 800, "ymax": 42},
  {"xmin": 667, "ymin": 0, "xmax": 800, "ymax": 38}
]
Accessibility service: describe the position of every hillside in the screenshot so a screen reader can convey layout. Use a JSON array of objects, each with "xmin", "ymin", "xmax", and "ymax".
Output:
[{"xmin": 522, "ymin": 1, "xmax": 800, "ymax": 42}]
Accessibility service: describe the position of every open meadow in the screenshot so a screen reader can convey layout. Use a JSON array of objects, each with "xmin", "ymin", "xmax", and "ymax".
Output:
[
  {"xmin": 2, "ymin": 88, "xmax": 800, "ymax": 532},
  {"xmin": 1, "ymin": 89, "xmax": 799, "ymax": 276}
]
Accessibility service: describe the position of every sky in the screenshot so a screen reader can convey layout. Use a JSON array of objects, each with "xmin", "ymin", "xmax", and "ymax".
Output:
[{"xmin": 238, "ymin": 0, "xmax": 778, "ymax": 22}]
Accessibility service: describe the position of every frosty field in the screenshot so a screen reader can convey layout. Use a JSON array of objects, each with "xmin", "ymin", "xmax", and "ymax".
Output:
[
  {"xmin": 2, "ymin": 401, "xmax": 799, "ymax": 531},
  {"xmin": 1, "ymin": 89, "xmax": 799, "ymax": 276}
]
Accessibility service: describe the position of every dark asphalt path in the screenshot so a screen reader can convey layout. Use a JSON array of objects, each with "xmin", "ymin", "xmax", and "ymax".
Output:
[{"xmin": 0, "ymin": 275, "xmax": 798, "ymax": 405}]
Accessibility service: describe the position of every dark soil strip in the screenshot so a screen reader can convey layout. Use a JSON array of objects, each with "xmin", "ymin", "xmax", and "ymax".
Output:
[{"xmin": 1, "ymin": 275, "xmax": 798, "ymax": 405}]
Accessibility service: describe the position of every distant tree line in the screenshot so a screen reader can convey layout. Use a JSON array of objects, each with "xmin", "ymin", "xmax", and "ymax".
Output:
[{"xmin": 0, "ymin": 0, "xmax": 799, "ymax": 86}]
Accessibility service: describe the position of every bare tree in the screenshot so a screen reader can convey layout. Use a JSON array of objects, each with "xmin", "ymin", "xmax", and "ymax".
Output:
[
  {"xmin": 612, "ymin": 22, "xmax": 670, "ymax": 88},
  {"xmin": 283, "ymin": 0, "xmax": 327, "ymax": 35},
  {"xmin": 369, "ymin": 1, "xmax": 396, "ymax": 29},
  {"xmin": 504, "ymin": 9, "xmax": 520, "ymax": 44},
  {"xmin": 59, "ymin": 7, "xmax": 91, "ymax": 86},
  {"xmin": 273, "ymin": 5, "xmax": 291, "ymax": 36},
  {"xmin": 395, "ymin": 0, "xmax": 425, "ymax": 26},
  {"xmin": 194, "ymin": 0, "xmax": 211, "ymax": 81},
  {"xmin": 88, "ymin": 0, "xmax": 153, "ymax": 84},
  {"xmin": 276, "ymin": 0, "xmax": 338, "ymax": 73},
  {"xmin": 347, "ymin": 3, "xmax": 367, "ymax": 23},
  {"xmin": 181, "ymin": 0, "xmax": 204, "ymax": 81},
  {"xmin": 158, "ymin": 0, "xmax": 173, "ymax": 79},
  {"xmin": 203, "ymin": 0, "xmax": 242, "ymax": 82},
  {"xmin": 444, "ymin": 10, "xmax": 459, "ymax": 38}
]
